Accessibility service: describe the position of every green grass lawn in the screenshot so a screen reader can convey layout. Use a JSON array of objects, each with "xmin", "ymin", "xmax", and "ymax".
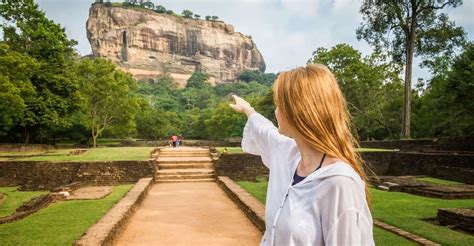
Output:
[
  {"xmin": 216, "ymin": 147, "xmax": 396, "ymax": 154},
  {"xmin": 0, "ymin": 147, "xmax": 155, "ymax": 162},
  {"xmin": 416, "ymin": 177, "xmax": 464, "ymax": 186},
  {"xmin": 0, "ymin": 184, "xmax": 132, "ymax": 245},
  {"xmin": 0, "ymin": 187, "xmax": 48, "ymax": 217},
  {"xmin": 371, "ymin": 188, "xmax": 474, "ymax": 245},
  {"xmin": 236, "ymin": 178, "xmax": 474, "ymax": 245}
]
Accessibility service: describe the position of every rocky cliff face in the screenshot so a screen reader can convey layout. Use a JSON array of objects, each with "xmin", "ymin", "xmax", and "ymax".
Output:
[{"xmin": 86, "ymin": 4, "xmax": 266, "ymax": 87}]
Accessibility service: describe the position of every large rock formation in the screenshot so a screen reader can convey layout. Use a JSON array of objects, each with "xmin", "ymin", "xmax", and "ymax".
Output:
[{"xmin": 86, "ymin": 3, "xmax": 266, "ymax": 87}]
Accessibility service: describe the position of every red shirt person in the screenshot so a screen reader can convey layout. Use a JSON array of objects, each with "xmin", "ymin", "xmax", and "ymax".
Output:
[{"xmin": 171, "ymin": 135, "xmax": 178, "ymax": 147}]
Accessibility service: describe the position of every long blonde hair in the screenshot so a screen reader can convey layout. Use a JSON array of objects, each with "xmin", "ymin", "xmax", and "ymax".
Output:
[{"xmin": 273, "ymin": 63, "xmax": 371, "ymax": 207}]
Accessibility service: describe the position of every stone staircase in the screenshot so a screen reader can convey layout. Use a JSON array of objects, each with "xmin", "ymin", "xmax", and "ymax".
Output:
[{"xmin": 155, "ymin": 147, "xmax": 216, "ymax": 183}]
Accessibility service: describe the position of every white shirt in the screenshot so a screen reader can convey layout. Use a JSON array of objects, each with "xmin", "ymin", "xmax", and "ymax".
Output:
[{"xmin": 241, "ymin": 112, "xmax": 375, "ymax": 246}]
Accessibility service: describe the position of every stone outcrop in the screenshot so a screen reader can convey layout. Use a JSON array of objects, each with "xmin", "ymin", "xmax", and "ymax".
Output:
[{"xmin": 86, "ymin": 3, "xmax": 266, "ymax": 87}]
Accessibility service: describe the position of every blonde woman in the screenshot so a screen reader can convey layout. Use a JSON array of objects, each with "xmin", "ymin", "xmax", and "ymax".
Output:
[{"xmin": 229, "ymin": 64, "xmax": 374, "ymax": 246}]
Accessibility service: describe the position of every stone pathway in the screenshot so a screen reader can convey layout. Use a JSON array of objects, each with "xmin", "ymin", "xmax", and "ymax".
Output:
[{"xmin": 115, "ymin": 182, "xmax": 262, "ymax": 245}]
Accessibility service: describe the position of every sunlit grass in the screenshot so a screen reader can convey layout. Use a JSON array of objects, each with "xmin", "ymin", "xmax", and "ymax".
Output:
[
  {"xmin": 216, "ymin": 147, "xmax": 244, "ymax": 154},
  {"xmin": 0, "ymin": 187, "xmax": 48, "ymax": 217},
  {"xmin": 416, "ymin": 177, "xmax": 464, "ymax": 186},
  {"xmin": 0, "ymin": 184, "xmax": 132, "ymax": 245}
]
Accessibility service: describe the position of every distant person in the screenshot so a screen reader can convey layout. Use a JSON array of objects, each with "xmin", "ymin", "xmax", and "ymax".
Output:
[
  {"xmin": 170, "ymin": 134, "xmax": 178, "ymax": 147},
  {"xmin": 229, "ymin": 64, "xmax": 375, "ymax": 245},
  {"xmin": 176, "ymin": 135, "xmax": 183, "ymax": 147}
]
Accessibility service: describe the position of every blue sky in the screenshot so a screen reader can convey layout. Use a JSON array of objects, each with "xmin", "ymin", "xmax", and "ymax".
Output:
[{"xmin": 36, "ymin": 0, "xmax": 473, "ymax": 81}]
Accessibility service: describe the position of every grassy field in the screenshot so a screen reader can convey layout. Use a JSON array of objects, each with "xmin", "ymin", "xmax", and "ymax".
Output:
[
  {"xmin": 216, "ymin": 147, "xmax": 397, "ymax": 154},
  {"xmin": 0, "ymin": 184, "xmax": 132, "ymax": 245},
  {"xmin": 236, "ymin": 178, "xmax": 474, "ymax": 245},
  {"xmin": 416, "ymin": 177, "xmax": 464, "ymax": 186},
  {"xmin": 0, "ymin": 187, "xmax": 48, "ymax": 217},
  {"xmin": 0, "ymin": 147, "xmax": 155, "ymax": 162}
]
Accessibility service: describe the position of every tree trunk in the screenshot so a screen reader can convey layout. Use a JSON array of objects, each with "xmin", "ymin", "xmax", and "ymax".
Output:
[
  {"xmin": 24, "ymin": 127, "xmax": 30, "ymax": 144},
  {"xmin": 92, "ymin": 123, "xmax": 97, "ymax": 148},
  {"xmin": 92, "ymin": 134, "xmax": 97, "ymax": 148},
  {"xmin": 402, "ymin": 17, "xmax": 416, "ymax": 139}
]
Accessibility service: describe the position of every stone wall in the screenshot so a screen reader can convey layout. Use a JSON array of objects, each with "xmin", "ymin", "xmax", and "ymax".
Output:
[
  {"xmin": 0, "ymin": 160, "xmax": 155, "ymax": 190},
  {"xmin": 215, "ymin": 152, "xmax": 474, "ymax": 184},
  {"xmin": 215, "ymin": 153, "xmax": 269, "ymax": 181},
  {"xmin": 437, "ymin": 208, "xmax": 474, "ymax": 233},
  {"xmin": 0, "ymin": 144, "xmax": 57, "ymax": 152},
  {"xmin": 360, "ymin": 137, "xmax": 474, "ymax": 152},
  {"xmin": 385, "ymin": 152, "xmax": 474, "ymax": 184}
]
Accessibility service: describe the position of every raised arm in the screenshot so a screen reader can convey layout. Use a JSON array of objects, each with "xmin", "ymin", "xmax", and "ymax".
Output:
[{"xmin": 229, "ymin": 95, "xmax": 290, "ymax": 169}]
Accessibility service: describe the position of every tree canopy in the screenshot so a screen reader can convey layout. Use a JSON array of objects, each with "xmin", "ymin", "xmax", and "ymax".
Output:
[{"xmin": 357, "ymin": 0, "xmax": 466, "ymax": 138}]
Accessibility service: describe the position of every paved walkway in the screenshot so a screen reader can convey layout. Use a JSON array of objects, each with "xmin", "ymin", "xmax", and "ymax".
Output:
[{"xmin": 115, "ymin": 182, "xmax": 262, "ymax": 245}]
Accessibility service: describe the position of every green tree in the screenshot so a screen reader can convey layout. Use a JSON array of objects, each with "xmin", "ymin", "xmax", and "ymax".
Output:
[
  {"xmin": 309, "ymin": 43, "xmax": 404, "ymax": 140},
  {"xmin": 186, "ymin": 72, "xmax": 210, "ymax": 89},
  {"xmin": 413, "ymin": 43, "xmax": 474, "ymax": 137},
  {"xmin": 1, "ymin": 0, "xmax": 81, "ymax": 143},
  {"xmin": 238, "ymin": 70, "xmax": 276, "ymax": 86},
  {"xmin": 194, "ymin": 14, "xmax": 200, "ymax": 19},
  {"xmin": 182, "ymin": 10, "xmax": 193, "ymax": 18},
  {"xmin": 211, "ymin": 16, "xmax": 219, "ymax": 21},
  {"xmin": 357, "ymin": 0, "xmax": 466, "ymax": 138},
  {"xmin": 154, "ymin": 5, "xmax": 166, "ymax": 13},
  {"xmin": 75, "ymin": 58, "xmax": 139, "ymax": 147},
  {"xmin": 205, "ymin": 102, "xmax": 246, "ymax": 139},
  {"xmin": 205, "ymin": 15, "xmax": 211, "ymax": 21},
  {"xmin": 179, "ymin": 87, "xmax": 217, "ymax": 110},
  {"xmin": 135, "ymin": 98, "xmax": 178, "ymax": 139},
  {"xmin": 0, "ymin": 43, "xmax": 38, "ymax": 136},
  {"xmin": 142, "ymin": 1, "xmax": 154, "ymax": 9}
]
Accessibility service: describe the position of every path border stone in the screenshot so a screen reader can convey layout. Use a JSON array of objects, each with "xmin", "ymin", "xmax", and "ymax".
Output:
[
  {"xmin": 216, "ymin": 176, "xmax": 265, "ymax": 233},
  {"xmin": 218, "ymin": 175, "xmax": 441, "ymax": 245},
  {"xmin": 373, "ymin": 219, "xmax": 440, "ymax": 245},
  {"xmin": 74, "ymin": 177, "xmax": 153, "ymax": 246}
]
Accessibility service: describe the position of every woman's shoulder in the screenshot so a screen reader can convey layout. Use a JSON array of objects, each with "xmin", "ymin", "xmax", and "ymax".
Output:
[{"xmin": 314, "ymin": 162, "xmax": 366, "ymax": 198}]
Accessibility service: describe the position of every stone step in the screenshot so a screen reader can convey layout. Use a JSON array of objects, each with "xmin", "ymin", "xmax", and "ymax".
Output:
[
  {"xmin": 159, "ymin": 147, "xmax": 210, "ymax": 153},
  {"xmin": 156, "ymin": 156, "xmax": 212, "ymax": 163},
  {"xmin": 158, "ymin": 152, "xmax": 210, "ymax": 158},
  {"xmin": 158, "ymin": 163, "xmax": 214, "ymax": 169},
  {"xmin": 155, "ymin": 178, "xmax": 215, "ymax": 183},
  {"xmin": 156, "ymin": 168, "xmax": 214, "ymax": 175},
  {"xmin": 377, "ymin": 185, "xmax": 390, "ymax": 191},
  {"xmin": 156, "ymin": 173, "xmax": 215, "ymax": 180}
]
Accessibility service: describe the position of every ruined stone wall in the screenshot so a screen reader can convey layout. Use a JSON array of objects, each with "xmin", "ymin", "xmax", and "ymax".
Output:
[
  {"xmin": 0, "ymin": 160, "xmax": 155, "ymax": 190},
  {"xmin": 214, "ymin": 153, "xmax": 269, "ymax": 181}
]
